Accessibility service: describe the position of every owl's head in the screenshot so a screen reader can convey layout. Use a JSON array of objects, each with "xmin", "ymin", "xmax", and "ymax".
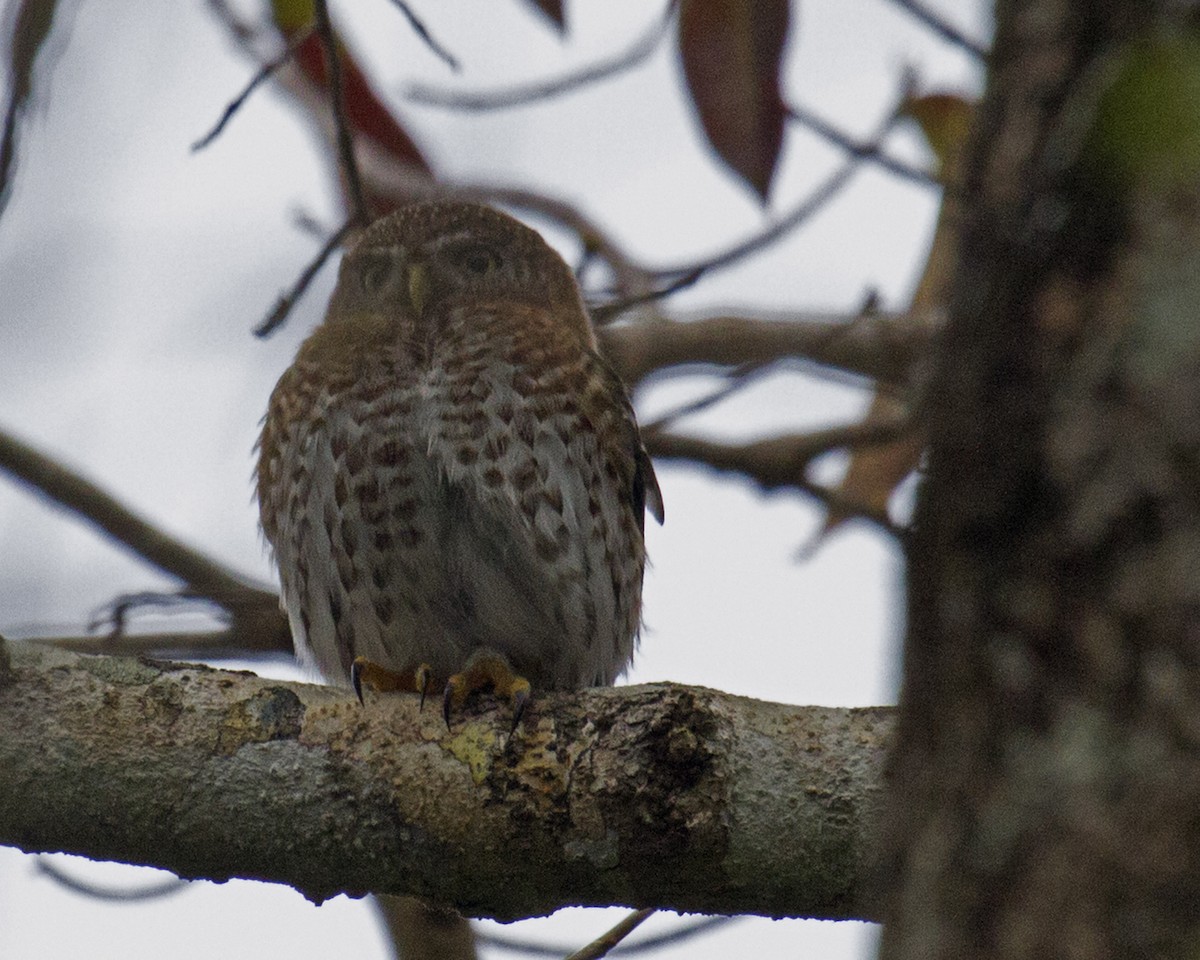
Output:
[{"xmin": 326, "ymin": 201, "xmax": 592, "ymax": 345}]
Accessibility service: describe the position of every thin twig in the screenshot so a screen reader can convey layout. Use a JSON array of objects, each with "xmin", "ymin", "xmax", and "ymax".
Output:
[
  {"xmin": 645, "ymin": 420, "xmax": 912, "ymax": 537},
  {"xmin": 35, "ymin": 858, "xmax": 189, "ymax": 903},
  {"xmin": 0, "ymin": 427, "xmax": 272, "ymax": 606},
  {"xmin": 476, "ymin": 916, "xmax": 738, "ymax": 957},
  {"xmin": 388, "ymin": 0, "xmax": 460, "ymax": 71},
  {"xmin": 639, "ymin": 362, "xmax": 773, "ymax": 434},
  {"xmin": 404, "ymin": 2, "xmax": 676, "ymax": 111},
  {"xmin": 786, "ymin": 101, "xmax": 938, "ymax": 188},
  {"xmin": 592, "ymin": 99, "xmax": 910, "ymax": 323},
  {"xmin": 652, "ymin": 87, "xmax": 914, "ymax": 280},
  {"xmin": 192, "ymin": 27, "xmax": 314, "ymax": 151},
  {"xmin": 885, "ymin": 0, "xmax": 988, "ymax": 59},
  {"xmin": 565, "ymin": 908, "xmax": 657, "ymax": 960},
  {"xmin": 313, "ymin": 0, "xmax": 368, "ymax": 225},
  {"xmin": 255, "ymin": 219, "xmax": 354, "ymax": 337}
]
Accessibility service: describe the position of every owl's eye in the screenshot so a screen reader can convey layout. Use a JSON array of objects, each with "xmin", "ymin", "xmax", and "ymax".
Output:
[
  {"xmin": 355, "ymin": 253, "xmax": 393, "ymax": 295},
  {"xmin": 457, "ymin": 245, "xmax": 502, "ymax": 276}
]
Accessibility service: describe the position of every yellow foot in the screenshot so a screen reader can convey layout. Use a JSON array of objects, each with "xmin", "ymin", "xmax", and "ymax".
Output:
[
  {"xmin": 350, "ymin": 656, "xmax": 434, "ymax": 707},
  {"xmin": 442, "ymin": 649, "xmax": 531, "ymax": 731}
]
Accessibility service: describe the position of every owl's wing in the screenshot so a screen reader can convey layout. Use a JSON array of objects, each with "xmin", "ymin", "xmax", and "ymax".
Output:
[{"xmin": 589, "ymin": 350, "xmax": 663, "ymax": 531}]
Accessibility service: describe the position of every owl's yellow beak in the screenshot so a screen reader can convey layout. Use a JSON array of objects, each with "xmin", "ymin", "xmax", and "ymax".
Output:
[{"xmin": 406, "ymin": 262, "xmax": 430, "ymax": 316}]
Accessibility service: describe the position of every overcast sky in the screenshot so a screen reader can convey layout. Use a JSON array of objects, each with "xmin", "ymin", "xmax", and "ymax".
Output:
[{"xmin": 0, "ymin": 2, "xmax": 988, "ymax": 957}]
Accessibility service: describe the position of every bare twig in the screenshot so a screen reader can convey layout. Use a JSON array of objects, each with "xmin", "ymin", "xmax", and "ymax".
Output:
[
  {"xmin": 192, "ymin": 27, "xmax": 314, "ymax": 151},
  {"xmin": 652, "ymin": 120, "xmax": 901, "ymax": 284},
  {"xmin": 0, "ymin": 425, "xmax": 291, "ymax": 657},
  {"xmin": 636, "ymin": 89, "xmax": 914, "ymax": 295},
  {"xmin": 885, "ymin": 0, "xmax": 988, "ymax": 59},
  {"xmin": 388, "ymin": 0, "xmax": 460, "ymax": 71},
  {"xmin": 646, "ymin": 420, "xmax": 912, "ymax": 536},
  {"xmin": 786, "ymin": 101, "xmax": 938, "ymax": 188},
  {"xmin": 639, "ymin": 363, "xmax": 773, "ymax": 434},
  {"xmin": 589, "ymin": 104, "xmax": 911, "ymax": 324},
  {"xmin": 476, "ymin": 916, "xmax": 738, "ymax": 957},
  {"xmin": 0, "ymin": 426, "xmax": 271, "ymax": 606},
  {"xmin": 404, "ymin": 2, "xmax": 676, "ymax": 110},
  {"xmin": 313, "ymin": 0, "xmax": 367, "ymax": 225},
  {"xmin": 35, "ymin": 858, "xmax": 189, "ymax": 903},
  {"xmin": 255, "ymin": 219, "xmax": 354, "ymax": 337},
  {"xmin": 565, "ymin": 909, "xmax": 657, "ymax": 960}
]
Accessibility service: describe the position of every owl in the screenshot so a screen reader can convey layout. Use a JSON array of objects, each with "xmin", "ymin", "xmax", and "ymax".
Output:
[{"xmin": 256, "ymin": 200, "xmax": 663, "ymax": 723}]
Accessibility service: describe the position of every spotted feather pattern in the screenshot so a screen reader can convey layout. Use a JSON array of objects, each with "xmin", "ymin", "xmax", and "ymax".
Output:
[{"xmin": 257, "ymin": 202, "xmax": 661, "ymax": 693}]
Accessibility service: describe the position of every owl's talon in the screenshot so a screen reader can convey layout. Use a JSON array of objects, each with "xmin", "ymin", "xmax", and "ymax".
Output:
[
  {"xmin": 442, "ymin": 650, "xmax": 532, "ymax": 731},
  {"xmin": 417, "ymin": 664, "xmax": 433, "ymax": 710},
  {"xmin": 510, "ymin": 685, "xmax": 530, "ymax": 733},
  {"xmin": 442, "ymin": 679, "xmax": 460, "ymax": 731},
  {"xmin": 350, "ymin": 657, "xmax": 367, "ymax": 704},
  {"xmin": 350, "ymin": 656, "xmax": 435, "ymax": 705}
]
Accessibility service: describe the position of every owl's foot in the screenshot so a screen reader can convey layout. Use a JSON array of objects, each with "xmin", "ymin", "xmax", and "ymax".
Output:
[
  {"xmin": 350, "ymin": 657, "xmax": 434, "ymax": 706},
  {"xmin": 442, "ymin": 650, "xmax": 531, "ymax": 732}
]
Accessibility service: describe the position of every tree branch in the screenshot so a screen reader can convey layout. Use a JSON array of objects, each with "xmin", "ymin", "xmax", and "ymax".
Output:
[
  {"xmin": 598, "ymin": 308, "xmax": 937, "ymax": 390},
  {"xmin": 0, "ymin": 640, "xmax": 890, "ymax": 922},
  {"xmin": 404, "ymin": 3, "xmax": 675, "ymax": 111},
  {"xmin": 0, "ymin": 425, "xmax": 290, "ymax": 655}
]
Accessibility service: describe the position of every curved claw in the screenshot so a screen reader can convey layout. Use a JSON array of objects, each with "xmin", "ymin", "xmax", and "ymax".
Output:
[
  {"xmin": 510, "ymin": 685, "xmax": 530, "ymax": 733},
  {"xmin": 417, "ymin": 664, "xmax": 433, "ymax": 711},
  {"xmin": 442, "ymin": 681, "xmax": 456, "ymax": 731},
  {"xmin": 350, "ymin": 657, "xmax": 366, "ymax": 705}
]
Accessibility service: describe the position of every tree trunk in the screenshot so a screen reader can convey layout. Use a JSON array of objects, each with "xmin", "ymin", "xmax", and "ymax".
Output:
[{"xmin": 880, "ymin": 1, "xmax": 1200, "ymax": 957}]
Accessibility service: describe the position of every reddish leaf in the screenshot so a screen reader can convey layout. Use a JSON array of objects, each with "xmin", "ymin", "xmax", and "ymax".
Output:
[
  {"xmin": 678, "ymin": 0, "xmax": 789, "ymax": 202},
  {"xmin": 525, "ymin": 0, "xmax": 567, "ymax": 32}
]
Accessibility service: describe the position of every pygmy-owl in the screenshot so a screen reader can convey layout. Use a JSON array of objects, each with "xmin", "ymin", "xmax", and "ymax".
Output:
[{"xmin": 256, "ymin": 200, "xmax": 663, "ymax": 721}]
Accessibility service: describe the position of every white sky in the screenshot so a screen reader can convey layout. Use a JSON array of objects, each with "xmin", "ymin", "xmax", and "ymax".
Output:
[{"xmin": 0, "ymin": 1, "xmax": 988, "ymax": 957}]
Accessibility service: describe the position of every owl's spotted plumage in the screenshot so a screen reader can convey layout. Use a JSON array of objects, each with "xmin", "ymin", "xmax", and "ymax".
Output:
[{"xmin": 257, "ymin": 201, "xmax": 662, "ymax": 700}]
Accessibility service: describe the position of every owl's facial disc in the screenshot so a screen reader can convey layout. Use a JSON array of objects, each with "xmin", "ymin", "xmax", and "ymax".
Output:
[{"xmin": 350, "ymin": 245, "xmax": 432, "ymax": 318}]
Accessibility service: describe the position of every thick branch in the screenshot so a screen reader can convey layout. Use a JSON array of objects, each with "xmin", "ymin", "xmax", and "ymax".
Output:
[
  {"xmin": 0, "ymin": 640, "xmax": 889, "ymax": 922},
  {"xmin": 598, "ymin": 309, "xmax": 936, "ymax": 390}
]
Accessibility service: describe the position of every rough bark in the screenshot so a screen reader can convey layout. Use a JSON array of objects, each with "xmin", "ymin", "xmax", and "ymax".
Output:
[
  {"xmin": 881, "ymin": 2, "xmax": 1200, "ymax": 958},
  {"xmin": 0, "ymin": 638, "xmax": 889, "ymax": 922}
]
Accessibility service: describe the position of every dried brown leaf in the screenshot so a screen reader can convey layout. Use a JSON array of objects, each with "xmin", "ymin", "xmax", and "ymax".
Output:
[{"xmin": 819, "ymin": 94, "xmax": 977, "ymax": 539}]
